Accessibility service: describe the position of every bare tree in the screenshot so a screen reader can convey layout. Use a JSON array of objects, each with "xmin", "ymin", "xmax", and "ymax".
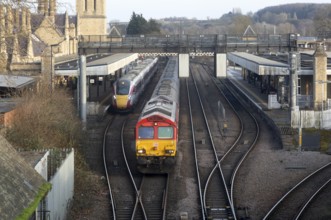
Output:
[
  {"xmin": 314, "ymin": 5, "xmax": 331, "ymax": 38},
  {"xmin": 228, "ymin": 15, "xmax": 252, "ymax": 35}
]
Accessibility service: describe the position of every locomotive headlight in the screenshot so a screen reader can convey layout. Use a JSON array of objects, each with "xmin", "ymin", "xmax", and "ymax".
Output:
[
  {"xmin": 112, "ymin": 95, "xmax": 116, "ymax": 100},
  {"xmin": 128, "ymin": 95, "xmax": 132, "ymax": 100},
  {"xmin": 165, "ymin": 149, "xmax": 174, "ymax": 154},
  {"xmin": 137, "ymin": 149, "xmax": 146, "ymax": 154}
]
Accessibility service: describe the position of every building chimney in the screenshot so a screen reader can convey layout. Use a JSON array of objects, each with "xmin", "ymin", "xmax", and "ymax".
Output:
[
  {"xmin": 26, "ymin": 33, "xmax": 34, "ymax": 59},
  {"xmin": 313, "ymin": 43, "xmax": 327, "ymax": 110},
  {"xmin": 26, "ymin": 8, "xmax": 31, "ymax": 34},
  {"xmin": 15, "ymin": 8, "xmax": 20, "ymax": 33},
  {"xmin": 0, "ymin": 4, "xmax": 4, "ymax": 35},
  {"xmin": 38, "ymin": 0, "xmax": 45, "ymax": 15},
  {"xmin": 0, "ymin": 5, "xmax": 8, "ymax": 65},
  {"xmin": 49, "ymin": 0, "xmax": 56, "ymax": 17},
  {"xmin": 22, "ymin": 8, "xmax": 27, "ymax": 33},
  {"xmin": 6, "ymin": 5, "xmax": 13, "ymax": 35},
  {"xmin": 11, "ymin": 33, "xmax": 20, "ymax": 63}
]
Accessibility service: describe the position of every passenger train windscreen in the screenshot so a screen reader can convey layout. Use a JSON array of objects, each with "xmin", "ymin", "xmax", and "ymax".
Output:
[{"xmin": 116, "ymin": 80, "xmax": 130, "ymax": 95}]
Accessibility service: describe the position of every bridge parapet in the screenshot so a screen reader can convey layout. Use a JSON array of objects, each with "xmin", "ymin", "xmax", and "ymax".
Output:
[{"xmin": 78, "ymin": 34, "xmax": 297, "ymax": 55}]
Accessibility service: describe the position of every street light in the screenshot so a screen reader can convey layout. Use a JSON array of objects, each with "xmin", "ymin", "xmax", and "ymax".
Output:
[{"xmin": 50, "ymin": 44, "xmax": 59, "ymax": 93}]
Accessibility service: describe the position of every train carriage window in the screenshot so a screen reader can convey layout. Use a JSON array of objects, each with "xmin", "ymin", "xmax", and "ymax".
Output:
[
  {"xmin": 138, "ymin": 127, "xmax": 154, "ymax": 139},
  {"xmin": 158, "ymin": 127, "xmax": 173, "ymax": 139}
]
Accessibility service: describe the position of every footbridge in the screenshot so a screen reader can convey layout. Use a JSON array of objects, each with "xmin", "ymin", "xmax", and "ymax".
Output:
[{"xmin": 78, "ymin": 34, "xmax": 298, "ymax": 77}]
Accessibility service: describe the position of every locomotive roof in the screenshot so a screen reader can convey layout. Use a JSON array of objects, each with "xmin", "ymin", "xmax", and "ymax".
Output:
[
  {"xmin": 139, "ymin": 57, "xmax": 179, "ymax": 122},
  {"xmin": 142, "ymin": 96, "xmax": 176, "ymax": 119},
  {"xmin": 150, "ymin": 57, "xmax": 179, "ymax": 102}
]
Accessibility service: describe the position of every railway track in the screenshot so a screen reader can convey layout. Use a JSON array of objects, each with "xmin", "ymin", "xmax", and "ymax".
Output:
[
  {"xmin": 191, "ymin": 62, "xmax": 261, "ymax": 219},
  {"xmin": 217, "ymin": 78, "xmax": 260, "ymax": 218},
  {"xmin": 132, "ymin": 174, "xmax": 169, "ymax": 219},
  {"xmin": 101, "ymin": 58, "xmax": 171, "ymax": 219},
  {"xmin": 103, "ymin": 115, "xmax": 138, "ymax": 219},
  {"xmin": 187, "ymin": 66, "xmax": 235, "ymax": 219},
  {"xmin": 263, "ymin": 162, "xmax": 331, "ymax": 219},
  {"xmin": 103, "ymin": 114, "xmax": 170, "ymax": 220},
  {"xmin": 83, "ymin": 57, "xmax": 331, "ymax": 219}
]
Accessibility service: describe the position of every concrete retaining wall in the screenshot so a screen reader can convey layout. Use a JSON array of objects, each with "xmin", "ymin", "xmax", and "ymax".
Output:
[
  {"xmin": 228, "ymin": 79, "xmax": 283, "ymax": 148},
  {"xmin": 292, "ymin": 109, "xmax": 331, "ymax": 129},
  {"xmin": 46, "ymin": 149, "xmax": 74, "ymax": 220}
]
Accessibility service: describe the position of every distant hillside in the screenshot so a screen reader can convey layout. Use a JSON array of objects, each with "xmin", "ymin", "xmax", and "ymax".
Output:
[
  {"xmin": 255, "ymin": 3, "xmax": 331, "ymax": 20},
  {"xmin": 113, "ymin": 3, "xmax": 331, "ymax": 37}
]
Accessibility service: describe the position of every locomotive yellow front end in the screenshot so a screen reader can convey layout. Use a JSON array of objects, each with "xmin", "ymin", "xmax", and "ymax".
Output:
[
  {"xmin": 111, "ymin": 79, "xmax": 133, "ymax": 112},
  {"xmin": 136, "ymin": 118, "xmax": 177, "ymax": 173},
  {"xmin": 113, "ymin": 94, "xmax": 130, "ymax": 110}
]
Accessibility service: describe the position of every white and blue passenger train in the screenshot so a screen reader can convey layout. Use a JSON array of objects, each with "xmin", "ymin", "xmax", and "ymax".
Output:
[{"xmin": 110, "ymin": 57, "xmax": 158, "ymax": 112}]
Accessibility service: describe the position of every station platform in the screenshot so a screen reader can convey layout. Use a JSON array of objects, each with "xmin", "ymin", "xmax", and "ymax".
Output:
[{"xmin": 227, "ymin": 67, "xmax": 294, "ymax": 149}]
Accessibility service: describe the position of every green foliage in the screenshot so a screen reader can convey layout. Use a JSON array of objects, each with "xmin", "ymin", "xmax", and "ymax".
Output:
[
  {"xmin": 148, "ymin": 19, "xmax": 161, "ymax": 34},
  {"xmin": 15, "ymin": 182, "xmax": 52, "ymax": 220},
  {"xmin": 126, "ymin": 12, "xmax": 161, "ymax": 35},
  {"xmin": 6, "ymin": 87, "xmax": 83, "ymax": 150}
]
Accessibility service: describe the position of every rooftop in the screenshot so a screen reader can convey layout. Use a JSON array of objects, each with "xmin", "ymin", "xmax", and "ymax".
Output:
[
  {"xmin": 0, "ymin": 75, "xmax": 36, "ymax": 89},
  {"xmin": 0, "ymin": 135, "xmax": 50, "ymax": 219}
]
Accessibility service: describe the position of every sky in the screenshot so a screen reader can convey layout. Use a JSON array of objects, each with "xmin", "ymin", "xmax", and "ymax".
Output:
[{"xmin": 59, "ymin": 0, "xmax": 331, "ymax": 22}]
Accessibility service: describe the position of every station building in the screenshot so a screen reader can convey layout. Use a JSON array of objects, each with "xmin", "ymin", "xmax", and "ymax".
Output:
[{"xmin": 227, "ymin": 44, "xmax": 331, "ymax": 129}]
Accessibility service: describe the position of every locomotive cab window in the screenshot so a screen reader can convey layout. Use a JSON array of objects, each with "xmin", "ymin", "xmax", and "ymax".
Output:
[
  {"xmin": 138, "ymin": 126, "xmax": 154, "ymax": 139},
  {"xmin": 116, "ymin": 80, "xmax": 130, "ymax": 95},
  {"xmin": 158, "ymin": 127, "xmax": 173, "ymax": 139}
]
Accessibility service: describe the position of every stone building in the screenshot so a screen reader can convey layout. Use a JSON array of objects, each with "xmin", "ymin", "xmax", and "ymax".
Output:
[{"xmin": 0, "ymin": 0, "xmax": 107, "ymax": 78}]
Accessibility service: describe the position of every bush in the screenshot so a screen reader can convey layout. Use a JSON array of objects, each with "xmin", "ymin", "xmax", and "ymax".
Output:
[{"xmin": 6, "ymin": 86, "xmax": 83, "ymax": 150}]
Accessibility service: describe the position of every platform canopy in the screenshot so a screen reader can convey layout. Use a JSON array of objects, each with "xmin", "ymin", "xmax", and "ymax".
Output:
[
  {"xmin": 54, "ymin": 53, "xmax": 139, "ymax": 76},
  {"xmin": 228, "ymin": 52, "xmax": 289, "ymax": 76}
]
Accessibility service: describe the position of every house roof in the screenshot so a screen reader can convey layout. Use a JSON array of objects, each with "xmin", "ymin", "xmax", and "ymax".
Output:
[
  {"xmin": 30, "ymin": 14, "xmax": 45, "ymax": 33},
  {"xmin": 55, "ymin": 14, "xmax": 66, "ymax": 35},
  {"xmin": 31, "ymin": 34, "xmax": 47, "ymax": 56},
  {"xmin": 0, "ymin": 135, "xmax": 50, "ymax": 219},
  {"xmin": 0, "ymin": 75, "xmax": 36, "ymax": 89},
  {"xmin": 109, "ymin": 23, "xmax": 127, "ymax": 36},
  {"xmin": 243, "ymin": 25, "xmax": 256, "ymax": 37}
]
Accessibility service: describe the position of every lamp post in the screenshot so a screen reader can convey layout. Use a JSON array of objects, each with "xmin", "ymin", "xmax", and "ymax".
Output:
[{"xmin": 50, "ymin": 44, "xmax": 58, "ymax": 93}]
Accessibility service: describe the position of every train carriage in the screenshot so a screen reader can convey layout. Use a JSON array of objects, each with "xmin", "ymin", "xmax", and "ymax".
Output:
[
  {"xmin": 135, "ymin": 57, "xmax": 179, "ymax": 173},
  {"xmin": 110, "ymin": 57, "xmax": 158, "ymax": 112}
]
